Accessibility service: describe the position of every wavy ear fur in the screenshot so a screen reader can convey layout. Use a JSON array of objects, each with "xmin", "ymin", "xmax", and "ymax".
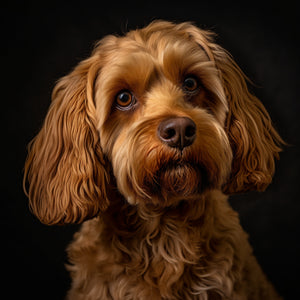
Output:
[
  {"xmin": 184, "ymin": 23, "xmax": 284, "ymax": 193},
  {"xmin": 24, "ymin": 55, "xmax": 110, "ymax": 225}
]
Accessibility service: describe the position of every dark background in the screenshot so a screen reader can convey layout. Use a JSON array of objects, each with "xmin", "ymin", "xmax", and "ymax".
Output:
[{"xmin": 3, "ymin": 1, "xmax": 299, "ymax": 299}]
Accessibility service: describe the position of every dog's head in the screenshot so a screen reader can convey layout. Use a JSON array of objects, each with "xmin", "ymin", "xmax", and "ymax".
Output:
[{"xmin": 24, "ymin": 21, "xmax": 283, "ymax": 224}]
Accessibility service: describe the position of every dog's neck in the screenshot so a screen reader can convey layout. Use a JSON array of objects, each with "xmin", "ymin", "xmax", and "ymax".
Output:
[
  {"xmin": 103, "ymin": 189, "xmax": 241, "ymax": 259},
  {"xmin": 100, "ymin": 190, "xmax": 244, "ymax": 297}
]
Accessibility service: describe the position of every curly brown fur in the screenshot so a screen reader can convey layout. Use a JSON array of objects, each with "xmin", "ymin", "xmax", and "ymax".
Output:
[{"xmin": 24, "ymin": 20, "xmax": 283, "ymax": 299}]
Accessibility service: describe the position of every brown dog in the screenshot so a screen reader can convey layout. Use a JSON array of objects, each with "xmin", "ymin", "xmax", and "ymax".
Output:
[{"xmin": 24, "ymin": 20, "xmax": 283, "ymax": 299}]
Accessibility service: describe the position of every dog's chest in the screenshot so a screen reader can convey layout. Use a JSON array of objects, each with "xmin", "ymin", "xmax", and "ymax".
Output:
[{"xmin": 67, "ymin": 202, "xmax": 242, "ymax": 299}]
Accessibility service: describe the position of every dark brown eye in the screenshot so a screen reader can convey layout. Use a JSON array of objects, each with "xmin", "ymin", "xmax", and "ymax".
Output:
[
  {"xmin": 116, "ymin": 90, "xmax": 135, "ymax": 110},
  {"xmin": 182, "ymin": 76, "xmax": 199, "ymax": 93}
]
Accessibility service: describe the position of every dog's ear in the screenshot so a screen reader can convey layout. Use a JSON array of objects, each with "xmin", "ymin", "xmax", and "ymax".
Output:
[
  {"xmin": 24, "ymin": 54, "xmax": 110, "ymax": 225},
  {"xmin": 183, "ymin": 23, "xmax": 284, "ymax": 193},
  {"xmin": 216, "ymin": 53, "xmax": 283, "ymax": 193}
]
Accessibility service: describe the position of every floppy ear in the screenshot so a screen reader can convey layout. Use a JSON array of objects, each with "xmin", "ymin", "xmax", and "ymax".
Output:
[
  {"xmin": 24, "ymin": 54, "xmax": 110, "ymax": 225},
  {"xmin": 215, "ymin": 52, "xmax": 283, "ymax": 193},
  {"xmin": 183, "ymin": 23, "xmax": 284, "ymax": 193}
]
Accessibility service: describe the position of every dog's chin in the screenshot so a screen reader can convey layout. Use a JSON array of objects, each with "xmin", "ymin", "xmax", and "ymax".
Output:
[{"xmin": 141, "ymin": 162, "xmax": 209, "ymax": 206}]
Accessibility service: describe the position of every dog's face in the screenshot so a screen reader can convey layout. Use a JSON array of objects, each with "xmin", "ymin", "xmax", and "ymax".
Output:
[
  {"xmin": 95, "ymin": 26, "xmax": 231, "ymax": 206},
  {"xmin": 24, "ymin": 21, "xmax": 283, "ymax": 224}
]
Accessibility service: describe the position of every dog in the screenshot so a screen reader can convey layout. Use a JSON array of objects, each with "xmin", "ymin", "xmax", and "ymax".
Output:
[{"xmin": 24, "ymin": 20, "xmax": 284, "ymax": 299}]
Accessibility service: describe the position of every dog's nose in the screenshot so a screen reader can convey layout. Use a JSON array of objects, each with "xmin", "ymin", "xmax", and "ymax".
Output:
[{"xmin": 157, "ymin": 117, "xmax": 196, "ymax": 149}]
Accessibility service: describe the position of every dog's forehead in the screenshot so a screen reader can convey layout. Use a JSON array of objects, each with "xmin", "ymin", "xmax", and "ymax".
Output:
[
  {"xmin": 100, "ymin": 29, "xmax": 210, "ymax": 85},
  {"xmin": 124, "ymin": 27, "xmax": 206, "ymax": 63}
]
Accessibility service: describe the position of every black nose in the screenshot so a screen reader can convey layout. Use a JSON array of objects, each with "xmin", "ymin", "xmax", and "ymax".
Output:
[{"xmin": 157, "ymin": 117, "xmax": 196, "ymax": 149}]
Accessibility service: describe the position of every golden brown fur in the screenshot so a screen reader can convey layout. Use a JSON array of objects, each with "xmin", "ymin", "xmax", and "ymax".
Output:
[{"xmin": 24, "ymin": 21, "xmax": 283, "ymax": 299}]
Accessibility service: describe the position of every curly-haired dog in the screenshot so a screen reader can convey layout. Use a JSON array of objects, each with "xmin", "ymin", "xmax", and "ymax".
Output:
[{"xmin": 24, "ymin": 21, "xmax": 284, "ymax": 299}]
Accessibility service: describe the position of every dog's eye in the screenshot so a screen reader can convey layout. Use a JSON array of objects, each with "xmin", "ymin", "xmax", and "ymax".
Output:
[
  {"xmin": 115, "ymin": 91, "xmax": 135, "ymax": 110},
  {"xmin": 182, "ymin": 76, "xmax": 199, "ymax": 93}
]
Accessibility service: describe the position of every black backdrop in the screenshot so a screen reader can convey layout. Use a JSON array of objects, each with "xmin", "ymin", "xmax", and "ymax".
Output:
[{"xmin": 3, "ymin": 1, "xmax": 300, "ymax": 299}]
